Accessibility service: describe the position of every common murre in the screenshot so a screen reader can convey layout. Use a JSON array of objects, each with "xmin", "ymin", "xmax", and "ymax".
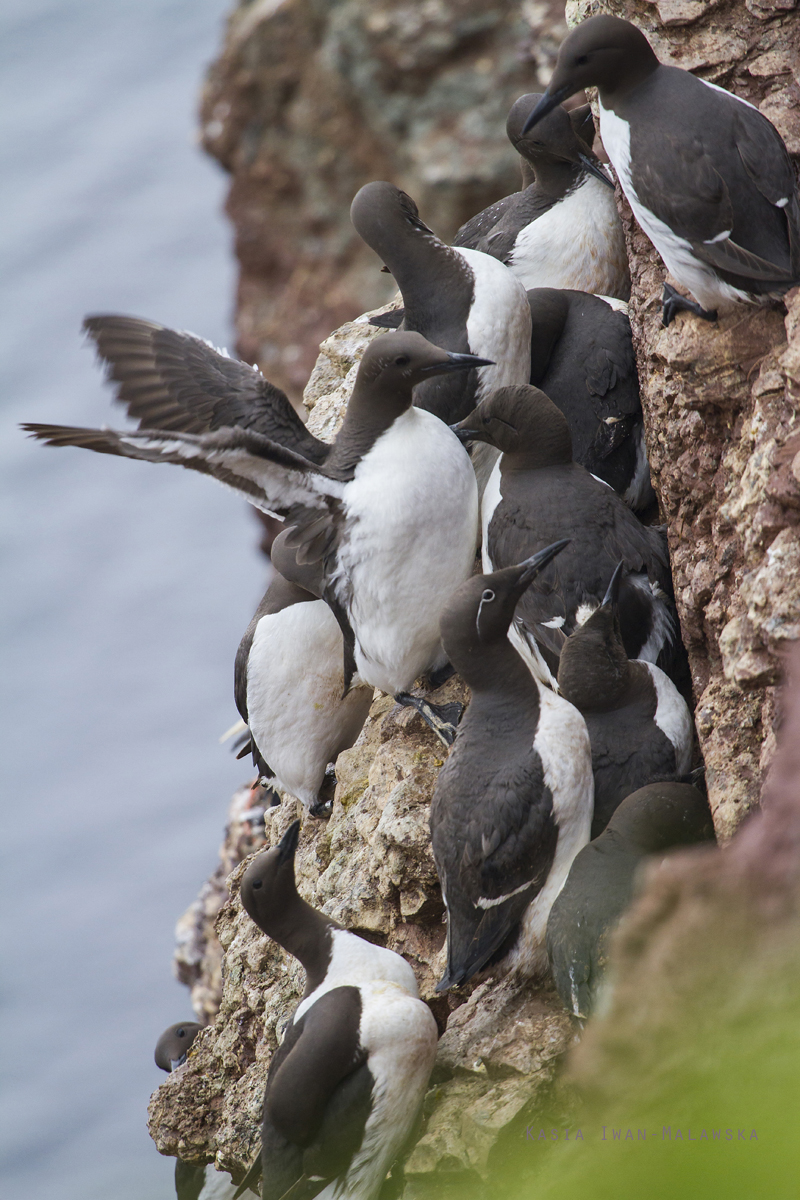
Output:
[
  {"xmin": 234, "ymin": 546, "xmax": 373, "ymax": 818},
  {"xmin": 524, "ymin": 15, "xmax": 800, "ymax": 326},
  {"xmin": 525, "ymin": 287, "xmax": 651, "ymax": 511},
  {"xmin": 454, "ymin": 385, "xmax": 681, "ymax": 689},
  {"xmin": 430, "ymin": 544, "xmax": 594, "ymax": 990},
  {"xmin": 238, "ymin": 820, "xmax": 438, "ymax": 1200},
  {"xmin": 155, "ymin": 1023, "xmax": 242, "ymax": 1200},
  {"xmin": 455, "ymin": 93, "xmax": 629, "ymax": 301},
  {"xmin": 351, "ymin": 181, "xmax": 531, "ymax": 426},
  {"xmin": 546, "ymin": 781, "xmax": 714, "ymax": 1018},
  {"xmin": 557, "ymin": 562, "xmax": 694, "ymax": 838},
  {"xmin": 25, "ymin": 329, "xmax": 484, "ymax": 745}
]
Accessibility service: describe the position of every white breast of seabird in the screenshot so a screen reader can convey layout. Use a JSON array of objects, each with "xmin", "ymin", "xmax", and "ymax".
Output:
[
  {"xmin": 505, "ymin": 685, "xmax": 593, "ymax": 974},
  {"xmin": 598, "ymin": 100, "xmax": 751, "ymax": 312},
  {"xmin": 247, "ymin": 601, "xmax": 371, "ymax": 809},
  {"xmin": 295, "ymin": 928, "xmax": 420, "ymax": 1023},
  {"xmin": 313, "ymin": 980, "xmax": 438, "ymax": 1200},
  {"xmin": 506, "ymin": 175, "xmax": 626, "ymax": 295},
  {"xmin": 641, "ymin": 661, "xmax": 693, "ymax": 775},
  {"xmin": 336, "ymin": 406, "xmax": 478, "ymax": 696},
  {"xmin": 453, "ymin": 246, "xmax": 532, "ymax": 399}
]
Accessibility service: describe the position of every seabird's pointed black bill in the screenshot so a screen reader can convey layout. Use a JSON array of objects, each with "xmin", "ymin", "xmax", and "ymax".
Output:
[
  {"xmin": 522, "ymin": 86, "xmax": 572, "ymax": 134},
  {"xmin": 517, "ymin": 538, "xmax": 571, "ymax": 585},
  {"xmin": 421, "ymin": 351, "xmax": 495, "ymax": 375},
  {"xmin": 578, "ymin": 152, "xmax": 615, "ymax": 190},
  {"xmin": 449, "ymin": 422, "xmax": 478, "ymax": 445},
  {"xmin": 277, "ymin": 819, "xmax": 301, "ymax": 863},
  {"xmin": 602, "ymin": 560, "xmax": 624, "ymax": 608}
]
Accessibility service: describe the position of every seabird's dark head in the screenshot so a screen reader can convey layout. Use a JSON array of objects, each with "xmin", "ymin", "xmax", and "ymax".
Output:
[
  {"xmin": 355, "ymin": 331, "xmax": 493, "ymax": 404},
  {"xmin": 507, "ymin": 93, "xmax": 611, "ymax": 189},
  {"xmin": 154, "ymin": 1022, "xmax": 204, "ymax": 1072},
  {"xmin": 558, "ymin": 561, "xmax": 629, "ymax": 711},
  {"xmin": 523, "ymin": 16, "xmax": 659, "ymax": 132},
  {"xmin": 607, "ymin": 781, "xmax": 715, "ymax": 854},
  {"xmin": 454, "ymin": 384, "xmax": 573, "ymax": 465},
  {"xmin": 240, "ymin": 819, "xmax": 302, "ymax": 936},
  {"xmin": 351, "ymin": 181, "xmax": 434, "ymax": 260},
  {"xmin": 440, "ymin": 541, "xmax": 569, "ymax": 665}
]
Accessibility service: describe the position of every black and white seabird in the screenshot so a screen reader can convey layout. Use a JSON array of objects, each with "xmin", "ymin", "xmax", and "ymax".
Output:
[
  {"xmin": 430, "ymin": 544, "xmax": 594, "ymax": 991},
  {"xmin": 25, "ymin": 326, "xmax": 484, "ymax": 746},
  {"xmin": 557, "ymin": 562, "xmax": 693, "ymax": 838},
  {"xmin": 526, "ymin": 287, "xmax": 651, "ymax": 511},
  {"xmin": 351, "ymin": 181, "xmax": 531, "ymax": 425},
  {"xmin": 234, "ymin": 551, "xmax": 373, "ymax": 818},
  {"xmin": 525, "ymin": 15, "xmax": 800, "ymax": 326},
  {"xmin": 238, "ymin": 820, "xmax": 438, "ymax": 1200},
  {"xmin": 454, "ymin": 385, "xmax": 681, "ymax": 688},
  {"xmin": 546, "ymin": 781, "xmax": 714, "ymax": 1018},
  {"xmin": 454, "ymin": 94, "xmax": 629, "ymax": 301},
  {"xmin": 156, "ymin": 1024, "xmax": 243, "ymax": 1200}
]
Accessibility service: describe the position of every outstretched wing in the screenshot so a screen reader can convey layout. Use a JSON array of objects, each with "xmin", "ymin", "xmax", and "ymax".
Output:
[
  {"xmin": 22, "ymin": 423, "xmax": 345, "ymax": 521},
  {"xmin": 83, "ymin": 315, "xmax": 330, "ymax": 464}
]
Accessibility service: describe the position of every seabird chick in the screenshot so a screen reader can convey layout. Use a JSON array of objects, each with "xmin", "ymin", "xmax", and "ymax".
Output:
[
  {"xmin": 557, "ymin": 562, "xmax": 694, "ymax": 837},
  {"xmin": 25, "ymin": 329, "xmax": 486, "ymax": 745},
  {"xmin": 546, "ymin": 781, "xmax": 714, "ymax": 1018},
  {"xmin": 455, "ymin": 94, "xmax": 629, "ymax": 301},
  {"xmin": 238, "ymin": 820, "xmax": 438, "ymax": 1200},
  {"xmin": 524, "ymin": 15, "xmax": 800, "ymax": 325},
  {"xmin": 454, "ymin": 384, "xmax": 682, "ymax": 689},
  {"xmin": 431, "ymin": 544, "xmax": 594, "ymax": 991}
]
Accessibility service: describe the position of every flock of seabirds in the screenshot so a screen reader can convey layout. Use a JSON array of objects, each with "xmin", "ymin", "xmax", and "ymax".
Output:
[{"xmin": 26, "ymin": 16, "xmax": 800, "ymax": 1200}]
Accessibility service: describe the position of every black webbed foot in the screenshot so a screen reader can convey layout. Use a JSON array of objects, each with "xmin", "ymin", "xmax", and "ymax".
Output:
[
  {"xmin": 394, "ymin": 692, "xmax": 464, "ymax": 747},
  {"xmin": 662, "ymin": 283, "xmax": 717, "ymax": 328}
]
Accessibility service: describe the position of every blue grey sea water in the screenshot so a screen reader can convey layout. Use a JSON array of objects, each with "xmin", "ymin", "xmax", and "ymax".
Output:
[{"xmin": 1, "ymin": 2, "xmax": 269, "ymax": 1196}]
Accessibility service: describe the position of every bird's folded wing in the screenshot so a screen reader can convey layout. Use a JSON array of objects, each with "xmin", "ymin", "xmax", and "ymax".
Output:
[
  {"xmin": 442, "ymin": 755, "xmax": 560, "ymax": 980},
  {"xmin": 83, "ymin": 314, "xmax": 330, "ymax": 464},
  {"xmin": 22, "ymin": 423, "xmax": 345, "ymax": 520},
  {"xmin": 690, "ymin": 235, "xmax": 799, "ymax": 285},
  {"xmin": 633, "ymin": 134, "xmax": 733, "ymax": 245}
]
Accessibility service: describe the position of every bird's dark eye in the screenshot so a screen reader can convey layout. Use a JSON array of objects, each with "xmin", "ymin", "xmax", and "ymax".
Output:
[
  {"xmin": 177, "ymin": 1028, "xmax": 185, "ymax": 1038},
  {"xmin": 394, "ymin": 354, "xmax": 410, "ymax": 366},
  {"xmin": 482, "ymin": 414, "xmax": 491, "ymax": 426},
  {"xmin": 481, "ymin": 589, "xmax": 495, "ymax": 602},
  {"xmin": 251, "ymin": 880, "xmax": 262, "ymax": 889},
  {"xmin": 575, "ymin": 54, "xmax": 589, "ymax": 65}
]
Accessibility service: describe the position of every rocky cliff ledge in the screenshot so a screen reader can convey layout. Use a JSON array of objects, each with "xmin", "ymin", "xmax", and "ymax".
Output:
[
  {"xmin": 149, "ymin": 0, "xmax": 800, "ymax": 1190},
  {"xmin": 149, "ymin": 311, "xmax": 576, "ymax": 1192}
]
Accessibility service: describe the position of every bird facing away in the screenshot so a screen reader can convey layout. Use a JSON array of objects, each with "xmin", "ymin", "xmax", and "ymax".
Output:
[
  {"xmin": 238, "ymin": 821, "xmax": 438, "ymax": 1200},
  {"xmin": 430, "ymin": 543, "xmax": 594, "ymax": 991},
  {"xmin": 351, "ymin": 181, "xmax": 531, "ymax": 426},
  {"xmin": 525, "ymin": 287, "xmax": 651, "ymax": 511},
  {"xmin": 524, "ymin": 15, "xmax": 800, "ymax": 326},
  {"xmin": 25, "ymin": 323, "xmax": 484, "ymax": 745},
  {"xmin": 546, "ymin": 781, "xmax": 715, "ymax": 1018},
  {"xmin": 454, "ymin": 384, "xmax": 681, "ymax": 689},
  {"xmin": 557, "ymin": 561, "xmax": 694, "ymax": 838},
  {"xmin": 234, "ymin": 549, "xmax": 373, "ymax": 818},
  {"xmin": 455, "ymin": 93, "xmax": 629, "ymax": 302}
]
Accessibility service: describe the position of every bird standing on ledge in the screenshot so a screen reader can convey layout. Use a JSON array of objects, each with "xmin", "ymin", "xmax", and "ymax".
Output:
[{"xmin": 524, "ymin": 15, "xmax": 800, "ymax": 326}]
